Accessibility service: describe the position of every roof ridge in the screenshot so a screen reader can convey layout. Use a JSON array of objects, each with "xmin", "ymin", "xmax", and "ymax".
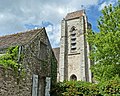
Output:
[
  {"xmin": 0, "ymin": 28, "xmax": 44, "ymax": 49},
  {"xmin": 0, "ymin": 27, "xmax": 43, "ymax": 38},
  {"xmin": 65, "ymin": 10, "xmax": 85, "ymax": 20},
  {"xmin": 67, "ymin": 9, "xmax": 84, "ymax": 14}
]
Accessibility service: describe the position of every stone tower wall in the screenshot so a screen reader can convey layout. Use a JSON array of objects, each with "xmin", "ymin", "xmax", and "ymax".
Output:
[
  {"xmin": 59, "ymin": 10, "xmax": 92, "ymax": 82},
  {"xmin": 58, "ymin": 19, "xmax": 67, "ymax": 81},
  {"xmin": 67, "ymin": 17, "xmax": 86, "ymax": 81}
]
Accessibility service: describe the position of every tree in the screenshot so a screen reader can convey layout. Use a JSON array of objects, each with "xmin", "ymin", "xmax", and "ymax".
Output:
[{"xmin": 87, "ymin": 1, "xmax": 120, "ymax": 81}]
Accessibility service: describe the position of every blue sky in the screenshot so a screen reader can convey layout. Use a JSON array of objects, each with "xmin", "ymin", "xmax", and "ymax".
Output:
[{"xmin": 0, "ymin": 0, "xmax": 118, "ymax": 48}]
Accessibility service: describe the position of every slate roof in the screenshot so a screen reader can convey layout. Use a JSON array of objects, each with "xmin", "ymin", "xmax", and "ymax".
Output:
[
  {"xmin": 0, "ymin": 28, "xmax": 44, "ymax": 49},
  {"xmin": 65, "ymin": 10, "xmax": 84, "ymax": 20},
  {"xmin": 52, "ymin": 47, "xmax": 60, "ymax": 62}
]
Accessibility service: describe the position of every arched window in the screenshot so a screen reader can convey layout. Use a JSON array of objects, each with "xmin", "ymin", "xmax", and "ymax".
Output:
[
  {"xmin": 70, "ymin": 26, "xmax": 76, "ymax": 32},
  {"xmin": 70, "ymin": 74, "xmax": 77, "ymax": 81},
  {"xmin": 70, "ymin": 26, "xmax": 77, "ymax": 52}
]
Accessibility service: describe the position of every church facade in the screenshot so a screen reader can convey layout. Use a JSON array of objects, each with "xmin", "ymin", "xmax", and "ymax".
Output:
[
  {"xmin": 54, "ymin": 10, "xmax": 92, "ymax": 82},
  {"xmin": 0, "ymin": 9, "xmax": 92, "ymax": 96}
]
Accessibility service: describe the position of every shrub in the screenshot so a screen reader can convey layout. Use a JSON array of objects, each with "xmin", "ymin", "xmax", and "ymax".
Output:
[
  {"xmin": 98, "ymin": 77, "xmax": 120, "ymax": 95},
  {"xmin": 51, "ymin": 79, "xmax": 120, "ymax": 96}
]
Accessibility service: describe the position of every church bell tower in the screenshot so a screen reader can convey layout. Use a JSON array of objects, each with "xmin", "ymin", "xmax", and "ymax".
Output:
[{"xmin": 58, "ymin": 10, "xmax": 92, "ymax": 82}]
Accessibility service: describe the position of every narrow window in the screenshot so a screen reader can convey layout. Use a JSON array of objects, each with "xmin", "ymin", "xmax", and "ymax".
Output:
[
  {"xmin": 71, "ymin": 38, "xmax": 76, "ymax": 41},
  {"xmin": 71, "ymin": 47, "xmax": 76, "ymax": 50},
  {"xmin": 71, "ymin": 42, "xmax": 76, "ymax": 46},
  {"xmin": 70, "ymin": 26, "xmax": 76, "ymax": 32},
  {"xmin": 71, "ymin": 33, "xmax": 76, "ymax": 36},
  {"xmin": 70, "ymin": 26, "xmax": 77, "ymax": 51}
]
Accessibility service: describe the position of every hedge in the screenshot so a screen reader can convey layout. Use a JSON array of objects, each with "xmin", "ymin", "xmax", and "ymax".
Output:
[{"xmin": 51, "ymin": 78, "xmax": 120, "ymax": 96}]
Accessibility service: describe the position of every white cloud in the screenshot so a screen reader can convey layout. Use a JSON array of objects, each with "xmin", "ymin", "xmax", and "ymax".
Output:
[
  {"xmin": 0, "ymin": 0, "xmax": 99, "ymax": 47},
  {"xmin": 0, "ymin": 14, "xmax": 4, "ymax": 19},
  {"xmin": 58, "ymin": 7, "xmax": 66, "ymax": 15},
  {"xmin": 46, "ymin": 25, "xmax": 53, "ymax": 32},
  {"xmin": 46, "ymin": 24, "xmax": 61, "ymax": 48},
  {"xmin": 99, "ymin": 2, "xmax": 107, "ymax": 10},
  {"xmin": 98, "ymin": 0, "xmax": 116, "ymax": 11}
]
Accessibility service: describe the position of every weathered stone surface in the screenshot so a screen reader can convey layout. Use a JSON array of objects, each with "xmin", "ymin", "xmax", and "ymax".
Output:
[
  {"xmin": 0, "ymin": 28, "xmax": 57, "ymax": 96},
  {"xmin": 58, "ymin": 10, "xmax": 92, "ymax": 82},
  {"xmin": 0, "ymin": 66, "xmax": 32, "ymax": 96}
]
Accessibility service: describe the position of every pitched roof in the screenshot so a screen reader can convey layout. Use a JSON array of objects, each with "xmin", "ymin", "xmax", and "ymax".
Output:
[
  {"xmin": 65, "ymin": 10, "xmax": 84, "ymax": 20},
  {"xmin": 52, "ymin": 47, "xmax": 60, "ymax": 62},
  {"xmin": 0, "ymin": 28, "xmax": 44, "ymax": 49}
]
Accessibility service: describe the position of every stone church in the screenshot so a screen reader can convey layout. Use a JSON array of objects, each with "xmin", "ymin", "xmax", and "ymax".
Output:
[
  {"xmin": 53, "ymin": 10, "xmax": 92, "ymax": 82},
  {"xmin": 0, "ymin": 9, "xmax": 92, "ymax": 96}
]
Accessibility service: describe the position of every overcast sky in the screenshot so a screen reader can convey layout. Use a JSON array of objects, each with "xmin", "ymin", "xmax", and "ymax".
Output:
[{"xmin": 0, "ymin": 0, "xmax": 118, "ymax": 48}]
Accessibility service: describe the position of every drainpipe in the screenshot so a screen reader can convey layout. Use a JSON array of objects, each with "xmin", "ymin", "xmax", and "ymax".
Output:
[
  {"xmin": 18, "ymin": 46, "xmax": 22, "ymax": 96},
  {"xmin": 17, "ymin": 46, "xmax": 22, "ymax": 83}
]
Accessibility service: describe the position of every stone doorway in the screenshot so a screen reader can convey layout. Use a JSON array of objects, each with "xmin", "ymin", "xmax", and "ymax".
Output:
[{"xmin": 70, "ymin": 74, "xmax": 77, "ymax": 81}]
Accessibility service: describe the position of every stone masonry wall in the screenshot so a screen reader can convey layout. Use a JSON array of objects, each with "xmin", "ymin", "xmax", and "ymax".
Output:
[
  {"xmin": 59, "ymin": 11, "xmax": 92, "ymax": 82},
  {"xmin": 0, "ymin": 66, "xmax": 32, "ymax": 96},
  {"xmin": 0, "ymin": 28, "xmax": 57, "ymax": 96}
]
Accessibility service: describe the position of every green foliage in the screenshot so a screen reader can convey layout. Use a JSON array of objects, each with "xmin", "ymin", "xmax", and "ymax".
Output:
[
  {"xmin": 51, "ymin": 54, "xmax": 57, "ymax": 86},
  {"xmin": 98, "ymin": 77, "xmax": 120, "ymax": 95},
  {"xmin": 51, "ymin": 82, "xmax": 65, "ymax": 96},
  {"xmin": 51, "ymin": 80, "xmax": 120, "ymax": 96},
  {"xmin": 87, "ymin": 1, "xmax": 120, "ymax": 81},
  {"xmin": 51, "ymin": 81, "xmax": 100, "ymax": 96},
  {"xmin": 0, "ymin": 46, "xmax": 19, "ymax": 70},
  {"xmin": 0, "ymin": 46, "xmax": 25, "ymax": 78},
  {"xmin": 61, "ymin": 81, "xmax": 99, "ymax": 96},
  {"xmin": 51, "ymin": 1, "xmax": 120, "ymax": 96}
]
